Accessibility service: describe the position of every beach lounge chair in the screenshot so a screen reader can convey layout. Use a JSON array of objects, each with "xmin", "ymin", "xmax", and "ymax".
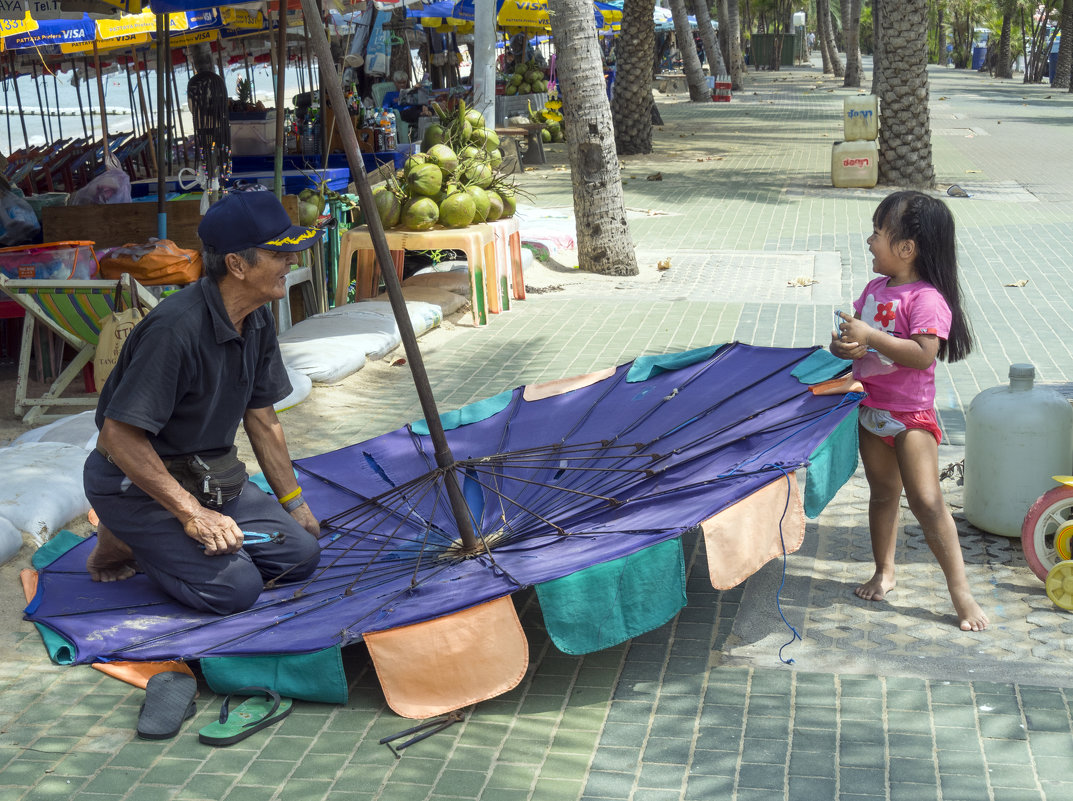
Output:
[{"xmin": 0, "ymin": 273, "xmax": 157, "ymax": 423}]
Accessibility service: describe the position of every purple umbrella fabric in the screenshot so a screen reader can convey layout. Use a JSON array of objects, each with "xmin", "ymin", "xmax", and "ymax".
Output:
[{"xmin": 25, "ymin": 343, "xmax": 861, "ymax": 664}]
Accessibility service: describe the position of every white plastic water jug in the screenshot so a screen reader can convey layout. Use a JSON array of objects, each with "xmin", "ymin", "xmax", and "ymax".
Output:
[
  {"xmin": 831, "ymin": 140, "xmax": 878, "ymax": 188},
  {"xmin": 843, "ymin": 95, "xmax": 879, "ymax": 141},
  {"xmin": 964, "ymin": 364, "xmax": 1073, "ymax": 537}
]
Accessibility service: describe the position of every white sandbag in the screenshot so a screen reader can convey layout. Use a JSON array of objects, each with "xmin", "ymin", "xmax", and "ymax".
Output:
[
  {"xmin": 0, "ymin": 517, "xmax": 21, "ymax": 566},
  {"xmin": 14, "ymin": 410, "xmax": 99, "ymax": 451},
  {"xmin": 275, "ymin": 367, "xmax": 313, "ymax": 412},
  {"xmin": 0, "ymin": 442, "xmax": 92, "ymax": 546}
]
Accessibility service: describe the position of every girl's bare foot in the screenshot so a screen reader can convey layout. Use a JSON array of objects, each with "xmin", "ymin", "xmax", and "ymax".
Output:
[
  {"xmin": 854, "ymin": 571, "xmax": 895, "ymax": 601},
  {"xmin": 86, "ymin": 525, "xmax": 137, "ymax": 582},
  {"xmin": 951, "ymin": 587, "xmax": 988, "ymax": 631}
]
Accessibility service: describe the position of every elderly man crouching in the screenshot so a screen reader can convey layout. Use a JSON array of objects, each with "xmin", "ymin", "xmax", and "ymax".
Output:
[{"xmin": 84, "ymin": 192, "xmax": 322, "ymax": 614}]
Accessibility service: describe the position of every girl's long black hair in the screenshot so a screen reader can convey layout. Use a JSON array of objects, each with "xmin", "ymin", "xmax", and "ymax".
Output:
[{"xmin": 873, "ymin": 190, "xmax": 973, "ymax": 362}]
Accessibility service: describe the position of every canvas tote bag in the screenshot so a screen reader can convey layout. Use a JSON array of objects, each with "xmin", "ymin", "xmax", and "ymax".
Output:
[{"xmin": 93, "ymin": 274, "xmax": 146, "ymax": 390}]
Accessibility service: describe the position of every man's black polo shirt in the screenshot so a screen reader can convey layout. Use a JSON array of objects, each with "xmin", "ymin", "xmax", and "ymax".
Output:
[{"xmin": 96, "ymin": 277, "xmax": 291, "ymax": 459}]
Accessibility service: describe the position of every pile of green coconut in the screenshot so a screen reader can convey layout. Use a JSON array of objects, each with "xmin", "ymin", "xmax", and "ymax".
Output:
[
  {"xmin": 503, "ymin": 62, "xmax": 549, "ymax": 96},
  {"xmin": 371, "ymin": 101, "xmax": 519, "ymax": 231}
]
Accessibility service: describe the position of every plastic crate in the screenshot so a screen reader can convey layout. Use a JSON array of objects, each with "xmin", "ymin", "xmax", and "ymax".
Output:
[{"xmin": 0, "ymin": 241, "xmax": 99, "ymax": 280}]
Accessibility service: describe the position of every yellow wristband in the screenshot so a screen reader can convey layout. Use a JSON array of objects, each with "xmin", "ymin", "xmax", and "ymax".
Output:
[{"xmin": 278, "ymin": 487, "xmax": 302, "ymax": 505}]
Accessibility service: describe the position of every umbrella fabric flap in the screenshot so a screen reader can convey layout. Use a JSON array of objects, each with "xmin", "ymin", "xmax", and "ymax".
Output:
[
  {"xmin": 200, "ymin": 646, "xmax": 348, "ymax": 704},
  {"xmin": 701, "ymin": 471, "xmax": 805, "ymax": 590},
  {"xmin": 364, "ymin": 595, "xmax": 528, "ymax": 719},
  {"xmin": 803, "ymin": 410, "xmax": 860, "ymax": 518},
  {"xmin": 535, "ymin": 536, "xmax": 686, "ymax": 655}
]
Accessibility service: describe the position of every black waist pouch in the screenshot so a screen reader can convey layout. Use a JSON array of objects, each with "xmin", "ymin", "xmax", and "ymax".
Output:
[{"xmin": 166, "ymin": 446, "xmax": 248, "ymax": 508}]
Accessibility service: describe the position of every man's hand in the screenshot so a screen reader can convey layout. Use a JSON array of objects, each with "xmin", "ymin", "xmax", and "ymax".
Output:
[
  {"xmin": 289, "ymin": 503, "xmax": 320, "ymax": 537},
  {"xmin": 183, "ymin": 507, "xmax": 245, "ymax": 555}
]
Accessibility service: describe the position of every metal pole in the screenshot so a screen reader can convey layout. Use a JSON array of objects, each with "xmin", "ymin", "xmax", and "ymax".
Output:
[
  {"xmin": 273, "ymin": 8, "xmax": 288, "ymax": 197},
  {"xmin": 156, "ymin": 15, "xmax": 168, "ymax": 238},
  {"xmin": 299, "ymin": 0, "xmax": 479, "ymax": 553},
  {"xmin": 4, "ymin": 72, "xmax": 12, "ymax": 153}
]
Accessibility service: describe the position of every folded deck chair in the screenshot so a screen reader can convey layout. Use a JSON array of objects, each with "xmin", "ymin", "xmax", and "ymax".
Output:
[{"xmin": 0, "ymin": 273, "xmax": 157, "ymax": 423}]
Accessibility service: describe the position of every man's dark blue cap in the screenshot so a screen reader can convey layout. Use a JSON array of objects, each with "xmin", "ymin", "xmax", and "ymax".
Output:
[{"xmin": 198, "ymin": 191, "xmax": 323, "ymax": 253}]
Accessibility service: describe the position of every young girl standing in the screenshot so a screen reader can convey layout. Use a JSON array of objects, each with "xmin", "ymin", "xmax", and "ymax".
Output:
[{"xmin": 832, "ymin": 191, "xmax": 988, "ymax": 632}]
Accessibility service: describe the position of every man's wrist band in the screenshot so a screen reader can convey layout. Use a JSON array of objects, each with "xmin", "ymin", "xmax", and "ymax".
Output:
[
  {"xmin": 278, "ymin": 487, "xmax": 302, "ymax": 505},
  {"xmin": 282, "ymin": 493, "xmax": 305, "ymax": 513}
]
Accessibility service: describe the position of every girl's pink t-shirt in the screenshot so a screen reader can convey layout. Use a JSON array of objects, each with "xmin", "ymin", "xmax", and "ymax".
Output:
[{"xmin": 851, "ymin": 277, "xmax": 951, "ymax": 412}]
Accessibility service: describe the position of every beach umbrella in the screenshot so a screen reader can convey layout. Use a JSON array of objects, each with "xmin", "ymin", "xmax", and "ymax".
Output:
[{"xmin": 452, "ymin": 0, "xmax": 602, "ymax": 33}]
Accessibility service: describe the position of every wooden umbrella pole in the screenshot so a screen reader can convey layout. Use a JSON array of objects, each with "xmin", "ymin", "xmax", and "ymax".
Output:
[
  {"xmin": 132, "ymin": 47, "xmax": 159, "ymax": 177},
  {"xmin": 9, "ymin": 55, "xmax": 28, "ymax": 148},
  {"xmin": 3, "ymin": 70, "xmax": 13, "ymax": 152},
  {"xmin": 92, "ymin": 43, "xmax": 112, "ymax": 168},
  {"xmin": 298, "ymin": 0, "xmax": 479, "ymax": 554},
  {"xmin": 51, "ymin": 69, "xmax": 63, "ymax": 140},
  {"xmin": 82, "ymin": 57, "xmax": 95, "ymax": 141},
  {"xmin": 73, "ymin": 60, "xmax": 89, "ymax": 139}
]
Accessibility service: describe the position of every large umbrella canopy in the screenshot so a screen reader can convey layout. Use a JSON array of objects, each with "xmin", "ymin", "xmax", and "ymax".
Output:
[{"xmin": 25, "ymin": 343, "xmax": 862, "ymax": 662}]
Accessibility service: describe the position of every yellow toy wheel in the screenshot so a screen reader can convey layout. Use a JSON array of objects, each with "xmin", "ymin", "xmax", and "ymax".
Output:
[
  {"xmin": 1045, "ymin": 560, "xmax": 1073, "ymax": 611},
  {"xmin": 1057, "ymin": 522, "xmax": 1073, "ymax": 562}
]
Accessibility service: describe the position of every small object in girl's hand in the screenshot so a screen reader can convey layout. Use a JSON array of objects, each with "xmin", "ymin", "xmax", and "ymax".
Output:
[{"xmin": 391, "ymin": 358, "xmax": 407, "ymax": 367}]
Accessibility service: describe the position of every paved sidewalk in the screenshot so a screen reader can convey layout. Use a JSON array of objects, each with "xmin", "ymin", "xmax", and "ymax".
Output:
[{"xmin": 4, "ymin": 61, "xmax": 1073, "ymax": 801}]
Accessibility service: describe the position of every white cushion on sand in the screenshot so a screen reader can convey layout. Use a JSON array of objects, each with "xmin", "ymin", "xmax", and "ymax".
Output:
[{"xmin": 279, "ymin": 300, "xmax": 441, "ymax": 384}]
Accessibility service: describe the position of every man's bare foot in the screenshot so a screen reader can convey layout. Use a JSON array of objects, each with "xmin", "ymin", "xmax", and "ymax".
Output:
[
  {"xmin": 854, "ymin": 572, "xmax": 895, "ymax": 601},
  {"xmin": 951, "ymin": 587, "xmax": 988, "ymax": 631},
  {"xmin": 87, "ymin": 525, "xmax": 136, "ymax": 582}
]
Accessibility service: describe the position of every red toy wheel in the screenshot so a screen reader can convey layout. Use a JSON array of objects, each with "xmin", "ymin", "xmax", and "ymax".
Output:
[{"xmin": 1021, "ymin": 486, "xmax": 1073, "ymax": 581}]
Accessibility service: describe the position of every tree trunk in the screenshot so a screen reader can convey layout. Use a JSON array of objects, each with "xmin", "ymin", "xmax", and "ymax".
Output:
[
  {"xmin": 1054, "ymin": 0, "xmax": 1073, "ymax": 89},
  {"xmin": 871, "ymin": 0, "xmax": 883, "ymax": 93},
  {"xmin": 995, "ymin": 13, "xmax": 1013, "ymax": 79},
  {"xmin": 546, "ymin": 0, "xmax": 638, "ymax": 276},
  {"xmin": 817, "ymin": 0, "xmax": 834, "ymax": 74},
  {"xmin": 727, "ymin": 0, "xmax": 746, "ymax": 90},
  {"xmin": 874, "ymin": 0, "xmax": 933, "ymax": 188},
  {"xmin": 820, "ymin": 0, "xmax": 845, "ymax": 77},
  {"xmin": 612, "ymin": 0, "xmax": 656, "ymax": 154},
  {"xmin": 716, "ymin": 0, "xmax": 733, "ymax": 72},
  {"xmin": 692, "ymin": 0, "xmax": 727, "ymax": 77},
  {"xmin": 669, "ymin": 0, "xmax": 710, "ymax": 100},
  {"xmin": 843, "ymin": 0, "xmax": 863, "ymax": 86}
]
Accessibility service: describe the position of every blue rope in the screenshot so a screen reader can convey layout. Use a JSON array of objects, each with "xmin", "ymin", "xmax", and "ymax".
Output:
[{"xmin": 771, "ymin": 466, "xmax": 801, "ymax": 665}]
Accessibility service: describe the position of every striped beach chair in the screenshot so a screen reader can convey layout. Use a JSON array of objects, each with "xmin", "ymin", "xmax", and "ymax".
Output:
[{"xmin": 0, "ymin": 274, "xmax": 157, "ymax": 423}]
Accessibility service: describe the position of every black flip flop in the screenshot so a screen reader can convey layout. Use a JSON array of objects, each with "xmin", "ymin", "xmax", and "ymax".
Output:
[{"xmin": 137, "ymin": 672, "xmax": 198, "ymax": 740}]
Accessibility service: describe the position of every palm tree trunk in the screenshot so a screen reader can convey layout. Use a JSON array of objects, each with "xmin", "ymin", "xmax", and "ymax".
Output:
[
  {"xmin": 874, "ymin": 0, "xmax": 933, "ymax": 188},
  {"xmin": 716, "ymin": 0, "xmax": 730, "ymax": 70},
  {"xmin": 612, "ymin": 0, "xmax": 656, "ymax": 154},
  {"xmin": 817, "ymin": 0, "xmax": 834, "ymax": 74},
  {"xmin": 842, "ymin": 0, "xmax": 863, "ymax": 87},
  {"xmin": 995, "ymin": 12, "xmax": 1013, "ymax": 79},
  {"xmin": 726, "ymin": 0, "xmax": 746, "ymax": 90},
  {"xmin": 870, "ymin": 0, "xmax": 883, "ymax": 93},
  {"xmin": 819, "ymin": 0, "xmax": 845, "ymax": 77},
  {"xmin": 546, "ymin": 0, "xmax": 638, "ymax": 276},
  {"xmin": 669, "ymin": 0, "xmax": 710, "ymax": 100},
  {"xmin": 1054, "ymin": 0, "xmax": 1073, "ymax": 89},
  {"xmin": 692, "ymin": 0, "xmax": 727, "ymax": 76}
]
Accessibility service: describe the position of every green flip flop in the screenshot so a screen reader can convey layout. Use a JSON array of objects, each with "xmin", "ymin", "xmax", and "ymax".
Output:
[{"xmin": 198, "ymin": 687, "xmax": 293, "ymax": 747}]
